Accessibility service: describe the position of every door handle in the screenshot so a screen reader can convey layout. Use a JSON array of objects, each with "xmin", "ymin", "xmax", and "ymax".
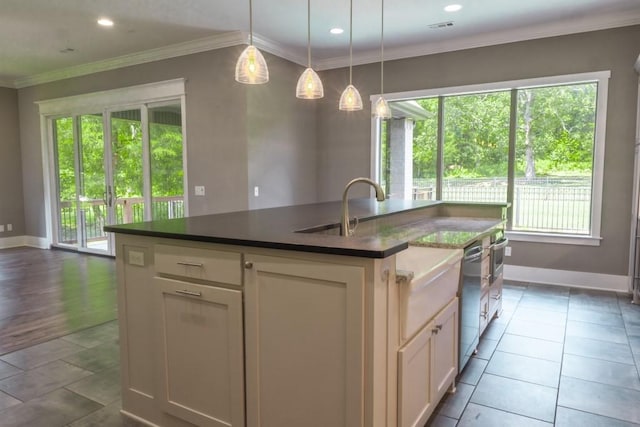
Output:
[{"xmin": 106, "ymin": 185, "xmax": 113, "ymax": 207}]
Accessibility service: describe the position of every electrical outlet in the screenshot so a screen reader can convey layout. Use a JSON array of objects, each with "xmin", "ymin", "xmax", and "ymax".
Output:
[
  {"xmin": 254, "ymin": 186, "xmax": 259, "ymax": 197},
  {"xmin": 129, "ymin": 250, "xmax": 145, "ymax": 266},
  {"xmin": 195, "ymin": 186, "xmax": 205, "ymax": 196},
  {"xmin": 505, "ymin": 246, "xmax": 512, "ymax": 257},
  {"xmin": 6, "ymin": 224, "xmax": 12, "ymax": 232}
]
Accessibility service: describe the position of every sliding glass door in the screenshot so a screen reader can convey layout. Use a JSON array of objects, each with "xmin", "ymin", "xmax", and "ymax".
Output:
[{"xmin": 51, "ymin": 102, "xmax": 185, "ymax": 255}]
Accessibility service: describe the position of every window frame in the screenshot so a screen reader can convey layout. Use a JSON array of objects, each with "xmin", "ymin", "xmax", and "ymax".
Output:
[{"xmin": 370, "ymin": 71, "xmax": 610, "ymax": 246}]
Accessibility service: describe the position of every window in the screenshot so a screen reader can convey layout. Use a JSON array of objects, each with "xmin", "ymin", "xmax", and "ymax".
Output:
[{"xmin": 372, "ymin": 71, "xmax": 609, "ymax": 245}]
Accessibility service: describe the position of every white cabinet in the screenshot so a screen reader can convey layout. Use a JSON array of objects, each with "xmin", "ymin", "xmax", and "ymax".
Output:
[
  {"xmin": 432, "ymin": 299, "xmax": 458, "ymax": 398},
  {"xmin": 243, "ymin": 253, "xmax": 365, "ymax": 427},
  {"xmin": 154, "ymin": 277, "xmax": 245, "ymax": 427},
  {"xmin": 398, "ymin": 298, "xmax": 458, "ymax": 427}
]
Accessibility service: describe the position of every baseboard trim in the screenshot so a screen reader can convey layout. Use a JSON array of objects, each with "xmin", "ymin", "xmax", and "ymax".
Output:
[
  {"xmin": 504, "ymin": 264, "xmax": 629, "ymax": 293},
  {"xmin": 0, "ymin": 236, "xmax": 50, "ymax": 250}
]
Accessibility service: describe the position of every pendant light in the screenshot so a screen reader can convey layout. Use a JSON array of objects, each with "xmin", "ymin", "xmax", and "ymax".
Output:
[
  {"xmin": 296, "ymin": 0, "xmax": 324, "ymax": 99},
  {"xmin": 339, "ymin": 0, "xmax": 363, "ymax": 111},
  {"xmin": 374, "ymin": 0, "xmax": 391, "ymax": 118},
  {"xmin": 235, "ymin": 0, "xmax": 269, "ymax": 84}
]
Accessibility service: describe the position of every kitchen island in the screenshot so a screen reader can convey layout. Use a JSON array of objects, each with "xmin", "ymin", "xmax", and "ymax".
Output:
[{"xmin": 105, "ymin": 199, "xmax": 505, "ymax": 427}]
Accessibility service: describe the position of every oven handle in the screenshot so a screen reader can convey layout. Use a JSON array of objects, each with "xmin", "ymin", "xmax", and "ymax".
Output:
[
  {"xmin": 491, "ymin": 237, "xmax": 509, "ymax": 251},
  {"xmin": 464, "ymin": 246, "xmax": 483, "ymax": 262}
]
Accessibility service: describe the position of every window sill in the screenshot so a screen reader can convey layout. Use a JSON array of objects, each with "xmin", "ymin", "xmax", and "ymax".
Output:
[{"xmin": 505, "ymin": 231, "xmax": 602, "ymax": 246}]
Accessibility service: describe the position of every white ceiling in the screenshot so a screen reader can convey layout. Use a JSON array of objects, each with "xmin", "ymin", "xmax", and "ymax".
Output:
[{"xmin": 2, "ymin": 0, "xmax": 639, "ymax": 88}]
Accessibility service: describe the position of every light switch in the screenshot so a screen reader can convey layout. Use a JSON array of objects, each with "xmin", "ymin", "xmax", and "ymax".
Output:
[
  {"xmin": 0, "ymin": 225, "xmax": 4, "ymax": 232},
  {"xmin": 6, "ymin": 224, "xmax": 12, "ymax": 232},
  {"xmin": 254, "ymin": 186, "xmax": 259, "ymax": 197},
  {"xmin": 195, "ymin": 186, "xmax": 205, "ymax": 196}
]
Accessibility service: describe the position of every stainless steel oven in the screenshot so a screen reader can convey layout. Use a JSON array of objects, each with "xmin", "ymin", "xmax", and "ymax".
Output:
[{"xmin": 490, "ymin": 231, "xmax": 508, "ymax": 283}]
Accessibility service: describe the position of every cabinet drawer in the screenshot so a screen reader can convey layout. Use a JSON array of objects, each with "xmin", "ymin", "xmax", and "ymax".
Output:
[{"xmin": 155, "ymin": 244, "xmax": 241, "ymax": 285}]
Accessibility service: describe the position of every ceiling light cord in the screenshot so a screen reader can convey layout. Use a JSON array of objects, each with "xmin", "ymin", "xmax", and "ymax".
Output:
[
  {"xmin": 349, "ymin": 0, "xmax": 353, "ymax": 84},
  {"xmin": 380, "ymin": 0, "xmax": 384, "ymax": 94},
  {"xmin": 307, "ymin": 0, "xmax": 311, "ymax": 67},
  {"xmin": 249, "ymin": 0, "xmax": 253, "ymax": 45}
]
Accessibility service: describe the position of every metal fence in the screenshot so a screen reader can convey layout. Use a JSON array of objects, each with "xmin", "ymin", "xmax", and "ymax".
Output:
[
  {"xmin": 59, "ymin": 196, "xmax": 184, "ymax": 244},
  {"xmin": 413, "ymin": 177, "xmax": 591, "ymax": 234}
]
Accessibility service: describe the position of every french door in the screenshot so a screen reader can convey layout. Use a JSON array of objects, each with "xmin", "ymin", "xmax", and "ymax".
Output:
[{"xmin": 51, "ymin": 101, "xmax": 185, "ymax": 255}]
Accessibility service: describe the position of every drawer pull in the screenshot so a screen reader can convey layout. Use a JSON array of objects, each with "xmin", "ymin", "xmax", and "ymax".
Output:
[
  {"xmin": 244, "ymin": 261, "xmax": 253, "ymax": 269},
  {"xmin": 175, "ymin": 289, "xmax": 203, "ymax": 297},
  {"xmin": 177, "ymin": 261, "xmax": 204, "ymax": 268}
]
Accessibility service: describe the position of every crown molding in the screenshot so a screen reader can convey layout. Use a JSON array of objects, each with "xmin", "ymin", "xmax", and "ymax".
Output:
[
  {"xmin": 0, "ymin": 79, "xmax": 16, "ymax": 89},
  {"xmin": 14, "ymin": 31, "xmax": 247, "ymax": 89},
  {"xmin": 252, "ymin": 34, "xmax": 307, "ymax": 68},
  {"xmin": 316, "ymin": 10, "xmax": 640, "ymax": 70}
]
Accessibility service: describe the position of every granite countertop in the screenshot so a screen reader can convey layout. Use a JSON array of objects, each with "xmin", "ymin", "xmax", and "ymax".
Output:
[{"xmin": 104, "ymin": 199, "xmax": 505, "ymax": 258}]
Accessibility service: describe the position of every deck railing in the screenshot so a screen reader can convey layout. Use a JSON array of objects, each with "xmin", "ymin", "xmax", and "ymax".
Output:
[
  {"xmin": 59, "ymin": 196, "xmax": 184, "ymax": 244},
  {"xmin": 412, "ymin": 177, "xmax": 591, "ymax": 234}
]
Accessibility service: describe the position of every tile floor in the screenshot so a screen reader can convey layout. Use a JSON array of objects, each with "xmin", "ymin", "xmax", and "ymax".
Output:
[
  {"xmin": 0, "ymin": 282, "xmax": 637, "ymax": 426},
  {"xmin": 429, "ymin": 283, "xmax": 640, "ymax": 427},
  {"xmin": 0, "ymin": 320, "xmax": 141, "ymax": 427}
]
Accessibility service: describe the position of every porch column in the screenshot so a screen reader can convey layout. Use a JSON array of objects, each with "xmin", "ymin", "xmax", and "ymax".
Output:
[{"xmin": 389, "ymin": 118, "xmax": 414, "ymax": 200}]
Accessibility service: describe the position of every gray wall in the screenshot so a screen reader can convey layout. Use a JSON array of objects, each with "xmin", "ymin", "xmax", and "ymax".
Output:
[
  {"xmin": 316, "ymin": 26, "xmax": 640, "ymax": 277},
  {"xmin": 0, "ymin": 87, "xmax": 24, "ymax": 236},
  {"xmin": 17, "ymin": 47, "xmax": 317, "ymax": 238},
  {"xmin": 247, "ymin": 56, "xmax": 318, "ymax": 210}
]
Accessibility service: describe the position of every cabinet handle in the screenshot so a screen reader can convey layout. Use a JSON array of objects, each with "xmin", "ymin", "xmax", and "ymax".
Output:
[
  {"xmin": 435, "ymin": 324, "xmax": 443, "ymax": 331},
  {"xmin": 493, "ymin": 293, "xmax": 502, "ymax": 300},
  {"xmin": 244, "ymin": 261, "xmax": 253, "ymax": 269},
  {"xmin": 175, "ymin": 289, "xmax": 202, "ymax": 297},
  {"xmin": 432, "ymin": 328, "xmax": 439, "ymax": 335},
  {"xmin": 177, "ymin": 261, "xmax": 203, "ymax": 268},
  {"xmin": 483, "ymin": 274, "xmax": 492, "ymax": 280}
]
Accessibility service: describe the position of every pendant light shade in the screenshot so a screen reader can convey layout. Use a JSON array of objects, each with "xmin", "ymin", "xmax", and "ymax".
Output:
[
  {"xmin": 374, "ymin": 0, "xmax": 391, "ymax": 119},
  {"xmin": 296, "ymin": 0, "xmax": 324, "ymax": 99},
  {"xmin": 339, "ymin": 84, "xmax": 363, "ymax": 111},
  {"xmin": 235, "ymin": 45, "xmax": 269, "ymax": 84},
  {"xmin": 296, "ymin": 68, "xmax": 324, "ymax": 99},
  {"xmin": 374, "ymin": 96, "xmax": 391, "ymax": 118},
  {"xmin": 339, "ymin": 0, "xmax": 362, "ymax": 111},
  {"xmin": 235, "ymin": 0, "xmax": 269, "ymax": 84}
]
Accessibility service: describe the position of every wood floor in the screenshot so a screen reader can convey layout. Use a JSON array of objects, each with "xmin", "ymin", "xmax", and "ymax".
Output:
[{"xmin": 0, "ymin": 247, "xmax": 116, "ymax": 355}]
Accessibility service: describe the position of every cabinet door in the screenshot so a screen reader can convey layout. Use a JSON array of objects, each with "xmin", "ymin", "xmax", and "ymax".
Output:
[
  {"xmin": 398, "ymin": 320, "xmax": 435, "ymax": 427},
  {"xmin": 244, "ymin": 254, "xmax": 364, "ymax": 427},
  {"xmin": 432, "ymin": 298, "xmax": 458, "ymax": 399},
  {"xmin": 154, "ymin": 277, "xmax": 245, "ymax": 427}
]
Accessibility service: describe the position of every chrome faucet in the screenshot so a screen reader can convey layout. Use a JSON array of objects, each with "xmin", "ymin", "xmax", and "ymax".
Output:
[{"xmin": 340, "ymin": 178, "xmax": 386, "ymax": 236}]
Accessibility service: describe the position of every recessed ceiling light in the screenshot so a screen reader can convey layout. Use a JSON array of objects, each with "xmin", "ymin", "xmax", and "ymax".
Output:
[
  {"xmin": 444, "ymin": 4, "xmax": 462, "ymax": 12},
  {"xmin": 330, "ymin": 28, "xmax": 344, "ymax": 35},
  {"xmin": 97, "ymin": 18, "xmax": 114, "ymax": 27}
]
